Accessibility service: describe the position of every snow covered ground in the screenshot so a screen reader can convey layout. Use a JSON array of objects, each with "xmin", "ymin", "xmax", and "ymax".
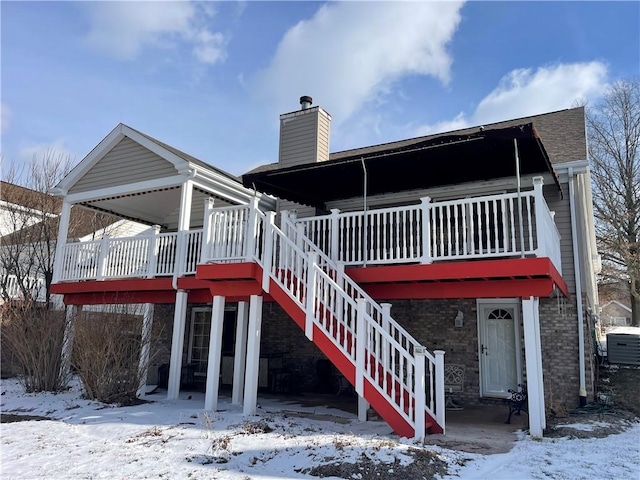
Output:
[{"xmin": 1, "ymin": 378, "xmax": 639, "ymax": 480}]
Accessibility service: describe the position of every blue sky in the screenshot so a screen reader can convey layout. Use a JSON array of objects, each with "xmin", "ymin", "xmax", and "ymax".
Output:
[{"xmin": 1, "ymin": 1, "xmax": 639, "ymax": 179}]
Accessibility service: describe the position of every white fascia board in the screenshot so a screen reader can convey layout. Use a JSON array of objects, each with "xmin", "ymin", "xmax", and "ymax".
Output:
[
  {"xmin": 554, "ymin": 160, "xmax": 589, "ymax": 182},
  {"xmin": 64, "ymin": 174, "xmax": 187, "ymax": 204},
  {"xmin": 192, "ymin": 169, "xmax": 277, "ymax": 210}
]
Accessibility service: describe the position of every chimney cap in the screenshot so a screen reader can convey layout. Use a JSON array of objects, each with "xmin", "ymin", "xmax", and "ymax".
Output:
[{"xmin": 300, "ymin": 96, "xmax": 313, "ymax": 109}]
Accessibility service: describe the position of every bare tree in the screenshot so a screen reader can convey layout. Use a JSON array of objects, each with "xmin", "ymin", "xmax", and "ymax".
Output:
[
  {"xmin": 586, "ymin": 78, "xmax": 640, "ymax": 326},
  {"xmin": 0, "ymin": 151, "xmax": 115, "ymax": 307}
]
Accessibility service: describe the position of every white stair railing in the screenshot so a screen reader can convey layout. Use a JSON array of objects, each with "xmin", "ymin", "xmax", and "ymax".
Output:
[{"xmin": 201, "ymin": 202, "xmax": 446, "ymax": 438}]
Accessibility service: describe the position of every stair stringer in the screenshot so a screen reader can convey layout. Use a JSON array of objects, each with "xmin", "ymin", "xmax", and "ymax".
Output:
[{"xmin": 266, "ymin": 275, "xmax": 418, "ymax": 438}]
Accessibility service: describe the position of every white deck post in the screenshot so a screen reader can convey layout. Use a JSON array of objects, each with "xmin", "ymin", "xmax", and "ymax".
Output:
[
  {"xmin": 414, "ymin": 346, "xmax": 427, "ymax": 441},
  {"xmin": 434, "ymin": 349, "xmax": 446, "ymax": 434},
  {"xmin": 167, "ymin": 290, "xmax": 188, "ymax": 399},
  {"xmin": 53, "ymin": 201, "xmax": 72, "ymax": 283},
  {"xmin": 204, "ymin": 295, "xmax": 226, "ymax": 411},
  {"xmin": 355, "ymin": 299, "xmax": 367, "ymax": 396},
  {"xmin": 137, "ymin": 303, "xmax": 155, "ymax": 397},
  {"xmin": 174, "ymin": 179, "xmax": 193, "ymax": 283},
  {"xmin": 200, "ymin": 198, "xmax": 215, "ymax": 263},
  {"xmin": 305, "ymin": 252, "xmax": 318, "ymax": 340},
  {"xmin": 147, "ymin": 225, "xmax": 161, "ymax": 278},
  {"xmin": 245, "ymin": 197, "xmax": 260, "ymax": 261},
  {"xmin": 59, "ymin": 304, "xmax": 81, "ymax": 382},
  {"xmin": 330, "ymin": 208, "xmax": 341, "ymax": 263},
  {"xmin": 261, "ymin": 212, "xmax": 276, "ymax": 292},
  {"xmin": 532, "ymin": 176, "xmax": 546, "ymax": 257},
  {"xmin": 522, "ymin": 296, "xmax": 544, "ymax": 438},
  {"xmin": 420, "ymin": 197, "xmax": 432, "ymax": 264},
  {"xmin": 232, "ymin": 301, "xmax": 249, "ymax": 404},
  {"xmin": 96, "ymin": 236, "xmax": 110, "ymax": 280},
  {"xmin": 243, "ymin": 295, "xmax": 263, "ymax": 416}
]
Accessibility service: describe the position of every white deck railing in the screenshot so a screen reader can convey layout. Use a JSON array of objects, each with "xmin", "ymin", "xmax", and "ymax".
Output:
[
  {"xmin": 56, "ymin": 229, "xmax": 203, "ymax": 282},
  {"xmin": 295, "ymin": 177, "xmax": 562, "ymax": 273},
  {"xmin": 54, "ymin": 177, "xmax": 561, "ymax": 283},
  {"xmin": 1, "ymin": 273, "xmax": 47, "ymax": 302}
]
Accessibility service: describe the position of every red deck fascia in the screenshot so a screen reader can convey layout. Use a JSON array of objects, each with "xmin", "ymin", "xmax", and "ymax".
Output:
[{"xmin": 345, "ymin": 257, "xmax": 568, "ymax": 299}]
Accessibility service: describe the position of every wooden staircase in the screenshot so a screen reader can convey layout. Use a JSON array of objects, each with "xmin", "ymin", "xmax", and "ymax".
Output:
[{"xmin": 201, "ymin": 201, "xmax": 446, "ymax": 438}]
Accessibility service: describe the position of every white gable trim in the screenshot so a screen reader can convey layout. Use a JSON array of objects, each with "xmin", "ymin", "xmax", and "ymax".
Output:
[{"xmin": 53, "ymin": 124, "xmax": 191, "ymax": 196}]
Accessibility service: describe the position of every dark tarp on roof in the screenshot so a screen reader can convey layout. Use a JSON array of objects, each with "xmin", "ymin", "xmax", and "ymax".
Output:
[{"xmin": 242, "ymin": 123, "xmax": 558, "ymax": 209}]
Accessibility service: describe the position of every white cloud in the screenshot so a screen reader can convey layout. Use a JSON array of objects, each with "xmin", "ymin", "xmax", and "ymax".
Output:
[
  {"xmin": 253, "ymin": 1, "xmax": 464, "ymax": 126},
  {"xmin": 1, "ymin": 103, "xmax": 12, "ymax": 134},
  {"xmin": 84, "ymin": 1, "xmax": 227, "ymax": 65},
  {"xmin": 416, "ymin": 62, "xmax": 609, "ymax": 135},
  {"xmin": 19, "ymin": 140, "xmax": 77, "ymax": 164}
]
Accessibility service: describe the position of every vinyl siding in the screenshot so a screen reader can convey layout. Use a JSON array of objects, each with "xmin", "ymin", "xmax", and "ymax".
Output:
[
  {"xmin": 546, "ymin": 183, "xmax": 576, "ymax": 294},
  {"xmin": 279, "ymin": 107, "xmax": 331, "ymax": 168},
  {"xmin": 69, "ymin": 137, "xmax": 178, "ymax": 194}
]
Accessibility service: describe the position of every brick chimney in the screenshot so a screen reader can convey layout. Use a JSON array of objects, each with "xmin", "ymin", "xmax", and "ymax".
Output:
[{"xmin": 277, "ymin": 96, "xmax": 331, "ymax": 217}]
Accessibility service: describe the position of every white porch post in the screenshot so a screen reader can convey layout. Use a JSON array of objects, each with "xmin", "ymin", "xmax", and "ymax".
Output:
[
  {"xmin": 204, "ymin": 295, "xmax": 226, "ymax": 411},
  {"xmin": 532, "ymin": 176, "xmax": 546, "ymax": 257},
  {"xmin": 355, "ymin": 299, "xmax": 366, "ymax": 397},
  {"xmin": 232, "ymin": 301, "xmax": 249, "ymax": 404},
  {"xmin": 167, "ymin": 290, "xmax": 188, "ymax": 400},
  {"xmin": 59, "ymin": 304, "xmax": 81, "ymax": 382},
  {"xmin": 434, "ymin": 350, "xmax": 446, "ymax": 434},
  {"xmin": 420, "ymin": 197, "xmax": 432, "ymax": 264},
  {"xmin": 200, "ymin": 198, "xmax": 214, "ymax": 263},
  {"xmin": 414, "ymin": 346, "xmax": 427, "ymax": 441},
  {"xmin": 53, "ymin": 201, "xmax": 72, "ymax": 283},
  {"xmin": 261, "ymin": 212, "xmax": 276, "ymax": 292},
  {"xmin": 96, "ymin": 236, "xmax": 110, "ymax": 280},
  {"xmin": 173, "ymin": 179, "xmax": 193, "ymax": 285},
  {"xmin": 245, "ymin": 197, "xmax": 260, "ymax": 262},
  {"xmin": 147, "ymin": 225, "xmax": 161, "ymax": 278},
  {"xmin": 305, "ymin": 252, "xmax": 318, "ymax": 340},
  {"xmin": 243, "ymin": 295, "xmax": 263, "ymax": 416},
  {"xmin": 522, "ymin": 296, "xmax": 545, "ymax": 438},
  {"xmin": 330, "ymin": 208, "xmax": 340, "ymax": 263},
  {"xmin": 137, "ymin": 303, "xmax": 155, "ymax": 397}
]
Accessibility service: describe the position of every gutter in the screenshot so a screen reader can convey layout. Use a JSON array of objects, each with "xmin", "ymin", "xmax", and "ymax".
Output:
[{"xmin": 568, "ymin": 166, "xmax": 587, "ymax": 406}]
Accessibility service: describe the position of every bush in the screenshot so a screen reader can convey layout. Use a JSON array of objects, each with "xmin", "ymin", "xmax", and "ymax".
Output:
[
  {"xmin": 0, "ymin": 302, "xmax": 70, "ymax": 392},
  {"xmin": 72, "ymin": 305, "xmax": 159, "ymax": 405}
]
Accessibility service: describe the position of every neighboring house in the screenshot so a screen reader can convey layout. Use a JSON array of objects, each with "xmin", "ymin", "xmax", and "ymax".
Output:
[
  {"xmin": 49, "ymin": 101, "xmax": 600, "ymax": 440},
  {"xmin": 0, "ymin": 180, "xmax": 149, "ymax": 306},
  {"xmin": 600, "ymin": 300, "xmax": 632, "ymax": 326}
]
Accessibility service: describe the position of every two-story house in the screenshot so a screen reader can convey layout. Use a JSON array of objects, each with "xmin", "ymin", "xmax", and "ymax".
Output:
[{"xmin": 49, "ymin": 100, "xmax": 600, "ymax": 440}]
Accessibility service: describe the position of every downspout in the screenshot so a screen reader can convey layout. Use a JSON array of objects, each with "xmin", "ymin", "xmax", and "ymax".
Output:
[
  {"xmin": 568, "ymin": 167, "xmax": 587, "ymax": 406},
  {"xmin": 361, "ymin": 158, "xmax": 368, "ymax": 267}
]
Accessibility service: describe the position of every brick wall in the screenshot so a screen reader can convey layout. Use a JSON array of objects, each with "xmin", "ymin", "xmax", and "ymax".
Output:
[{"xmin": 147, "ymin": 294, "xmax": 597, "ymax": 415}]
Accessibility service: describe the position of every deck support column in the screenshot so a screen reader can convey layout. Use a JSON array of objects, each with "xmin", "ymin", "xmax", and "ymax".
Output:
[
  {"xmin": 59, "ymin": 304, "xmax": 81, "ymax": 382},
  {"xmin": 137, "ymin": 303, "xmax": 155, "ymax": 397},
  {"xmin": 358, "ymin": 396, "xmax": 369, "ymax": 422},
  {"xmin": 167, "ymin": 290, "xmax": 188, "ymax": 400},
  {"xmin": 522, "ymin": 296, "xmax": 545, "ymax": 437},
  {"xmin": 204, "ymin": 295, "xmax": 225, "ymax": 411},
  {"xmin": 243, "ymin": 295, "xmax": 263, "ymax": 416},
  {"xmin": 232, "ymin": 301, "xmax": 249, "ymax": 405}
]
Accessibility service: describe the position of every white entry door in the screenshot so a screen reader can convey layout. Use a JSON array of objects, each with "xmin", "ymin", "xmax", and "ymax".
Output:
[{"xmin": 478, "ymin": 301, "xmax": 521, "ymax": 398}]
